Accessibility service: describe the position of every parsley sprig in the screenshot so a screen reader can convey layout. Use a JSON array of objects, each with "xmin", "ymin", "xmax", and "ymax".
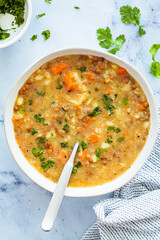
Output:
[
  {"xmin": 120, "ymin": 5, "xmax": 146, "ymax": 37},
  {"xmin": 149, "ymin": 44, "xmax": 160, "ymax": 79},
  {"xmin": 97, "ymin": 27, "xmax": 125, "ymax": 54}
]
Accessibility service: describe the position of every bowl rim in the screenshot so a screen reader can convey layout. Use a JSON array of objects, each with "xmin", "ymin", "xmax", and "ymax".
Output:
[
  {"xmin": 4, "ymin": 47, "xmax": 159, "ymax": 197},
  {"xmin": 0, "ymin": 0, "xmax": 32, "ymax": 49}
]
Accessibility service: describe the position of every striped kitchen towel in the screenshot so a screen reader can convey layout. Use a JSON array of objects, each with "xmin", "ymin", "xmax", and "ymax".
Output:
[{"xmin": 82, "ymin": 125, "xmax": 160, "ymax": 239}]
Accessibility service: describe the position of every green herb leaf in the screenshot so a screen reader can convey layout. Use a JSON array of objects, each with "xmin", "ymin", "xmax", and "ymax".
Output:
[
  {"xmin": 36, "ymin": 13, "xmax": 46, "ymax": 18},
  {"xmin": 149, "ymin": 44, "xmax": 160, "ymax": 61},
  {"xmin": 51, "ymin": 132, "xmax": 53, "ymax": 136},
  {"xmin": 107, "ymin": 126, "xmax": 115, "ymax": 131},
  {"xmin": 37, "ymin": 90, "xmax": 46, "ymax": 96},
  {"xmin": 77, "ymin": 67, "xmax": 86, "ymax": 72},
  {"xmin": 81, "ymin": 140, "xmax": 87, "ymax": 150},
  {"xmin": 37, "ymin": 137, "xmax": 47, "ymax": 143},
  {"xmin": 139, "ymin": 26, "xmax": 146, "ymax": 36},
  {"xmin": 62, "ymin": 107, "xmax": 66, "ymax": 112},
  {"xmin": 117, "ymin": 137, "xmax": 124, "ymax": 142},
  {"xmin": 39, "ymin": 156, "xmax": 45, "ymax": 161},
  {"xmin": 30, "ymin": 35, "xmax": 37, "ymax": 41},
  {"xmin": 51, "ymin": 101, "xmax": 56, "ymax": 106},
  {"xmin": 28, "ymin": 100, "xmax": 32, "ymax": 105},
  {"xmin": 122, "ymin": 98, "xmax": 128, "ymax": 105},
  {"xmin": 116, "ymin": 128, "xmax": 121, "ymax": 133},
  {"xmin": 96, "ymin": 148, "xmax": 106, "ymax": 161},
  {"xmin": 88, "ymin": 107, "xmax": 102, "ymax": 117},
  {"xmin": 57, "ymin": 119, "xmax": 62, "ymax": 124},
  {"xmin": 41, "ymin": 30, "xmax": 50, "ymax": 41},
  {"xmin": 72, "ymin": 161, "xmax": 82, "ymax": 173},
  {"xmin": 95, "ymin": 87, "xmax": 99, "ymax": 91},
  {"xmin": 18, "ymin": 109, "xmax": 25, "ymax": 114},
  {"xmin": 63, "ymin": 124, "xmax": 69, "ymax": 130},
  {"xmin": 32, "ymin": 147, "xmax": 44, "ymax": 157},
  {"xmin": 29, "ymin": 128, "xmax": 38, "ymax": 135},
  {"xmin": 56, "ymin": 84, "xmax": 63, "ymax": 89},
  {"xmin": 60, "ymin": 142, "xmax": 68, "ymax": 148},
  {"xmin": 103, "ymin": 94, "xmax": 113, "ymax": 104},
  {"xmin": 97, "ymin": 27, "xmax": 125, "ymax": 54},
  {"xmin": 150, "ymin": 62, "xmax": 160, "ymax": 79},
  {"xmin": 106, "ymin": 105, "xmax": 115, "ymax": 116},
  {"xmin": 74, "ymin": 6, "xmax": 80, "ymax": 9},
  {"xmin": 107, "ymin": 138, "xmax": 112, "ymax": 144},
  {"xmin": 34, "ymin": 114, "xmax": 48, "ymax": 125},
  {"xmin": 0, "ymin": 28, "xmax": 10, "ymax": 40},
  {"xmin": 45, "ymin": 0, "xmax": 52, "ymax": 3},
  {"xmin": 41, "ymin": 160, "xmax": 55, "ymax": 172},
  {"xmin": 120, "ymin": 5, "xmax": 146, "ymax": 37}
]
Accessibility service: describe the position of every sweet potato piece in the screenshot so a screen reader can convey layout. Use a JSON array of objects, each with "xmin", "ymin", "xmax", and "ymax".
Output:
[{"xmin": 51, "ymin": 63, "xmax": 68, "ymax": 75}]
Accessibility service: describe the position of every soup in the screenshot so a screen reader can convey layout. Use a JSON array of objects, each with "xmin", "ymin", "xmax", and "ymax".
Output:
[{"xmin": 12, "ymin": 55, "xmax": 150, "ymax": 187}]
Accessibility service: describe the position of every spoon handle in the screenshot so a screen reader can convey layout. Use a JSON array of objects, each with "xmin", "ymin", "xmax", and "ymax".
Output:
[{"xmin": 41, "ymin": 142, "xmax": 79, "ymax": 232}]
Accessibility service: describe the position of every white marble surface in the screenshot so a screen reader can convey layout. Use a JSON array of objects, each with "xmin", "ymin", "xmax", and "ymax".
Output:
[{"xmin": 0, "ymin": 0, "xmax": 160, "ymax": 239}]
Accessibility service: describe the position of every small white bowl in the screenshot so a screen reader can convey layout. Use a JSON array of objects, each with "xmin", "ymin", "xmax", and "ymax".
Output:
[
  {"xmin": 4, "ymin": 48, "xmax": 159, "ymax": 197},
  {"xmin": 0, "ymin": 0, "xmax": 32, "ymax": 48}
]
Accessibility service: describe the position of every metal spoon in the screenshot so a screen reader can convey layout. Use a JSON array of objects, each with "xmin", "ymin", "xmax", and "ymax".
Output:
[{"xmin": 41, "ymin": 142, "xmax": 79, "ymax": 232}]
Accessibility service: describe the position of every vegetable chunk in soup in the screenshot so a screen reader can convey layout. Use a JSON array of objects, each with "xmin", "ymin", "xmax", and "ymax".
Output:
[{"xmin": 12, "ymin": 55, "xmax": 150, "ymax": 187}]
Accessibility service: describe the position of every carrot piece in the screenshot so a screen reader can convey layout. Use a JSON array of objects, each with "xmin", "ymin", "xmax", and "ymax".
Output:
[
  {"xmin": 104, "ymin": 87, "xmax": 112, "ymax": 94},
  {"xmin": 117, "ymin": 67, "xmax": 127, "ymax": 75},
  {"xmin": 81, "ymin": 149, "xmax": 86, "ymax": 163},
  {"xmin": 87, "ymin": 72, "xmax": 96, "ymax": 81},
  {"xmin": 63, "ymin": 71, "xmax": 79, "ymax": 91},
  {"xmin": 58, "ymin": 150, "xmax": 69, "ymax": 161},
  {"xmin": 83, "ymin": 118, "xmax": 91, "ymax": 131},
  {"xmin": 137, "ymin": 104, "xmax": 145, "ymax": 111},
  {"xmin": 88, "ymin": 133, "xmax": 100, "ymax": 143},
  {"xmin": 51, "ymin": 63, "xmax": 68, "ymax": 75}
]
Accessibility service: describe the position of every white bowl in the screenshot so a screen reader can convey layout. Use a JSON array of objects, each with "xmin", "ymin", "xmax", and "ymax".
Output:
[
  {"xmin": 4, "ymin": 48, "xmax": 159, "ymax": 197},
  {"xmin": 0, "ymin": 0, "xmax": 32, "ymax": 48}
]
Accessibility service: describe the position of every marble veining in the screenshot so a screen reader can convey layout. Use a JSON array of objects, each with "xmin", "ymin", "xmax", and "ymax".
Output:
[{"xmin": 0, "ymin": 0, "xmax": 160, "ymax": 239}]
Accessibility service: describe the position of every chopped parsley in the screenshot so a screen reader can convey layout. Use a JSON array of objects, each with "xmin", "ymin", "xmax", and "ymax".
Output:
[
  {"xmin": 115, "ymin": 94, "xmax": 118, "ymax": 98},
  {"xmin": 41, "ymin": 160, "xmax": 55, "ymax": 172},
  {"xmin": 37, "ymin": 137, "xmax": 47, "ymax": 143},
  {"xmin": 39, "ymin": 156, "xmax": 45, "ymax": 161},
  {"xmin": 29, "ymin": 128, "xmax": 38, "ymax": 135},
  {"xmin": 122, "ymin": 98, "xmax": 128, "ymax": 105},
  {"xmin": 103, "ymin": 94, "xmax": 113, "ymax": 104},
  {"xmin": 150, "ymin": 44, "xmax": 160, "ymax": 61},
  {"xmin": 72, "ymin": 161, "xmax": 82, "ymax": 173},
  {"xmin": 74, "ymin": 6, "xmax": 80, "ymax": 9},
  {"xmin": 62, "ymin": 107, "xmax": 67, "ymax": 112},
  {"xmin": 106, "ymin": 105, "xmax": 115, "ymax": 116},
  {"xmin": 81, "ymin": 140, "xmax": 87, "ymax": 150},
  {"xmin": 0, "ymin": 0, "xmax": 25, "ymax": 29},
  {"xmin": 51, "ymin": 101, "xmax": 56, "ymax": 106},
  {"xmin": 116, "ymin": 128, "xmax": 121, "ymax": 133},
  {"xmin": 45, "ymin": 0, "xmax": 52, "ymax": 3},
  {"xmin": 37, "ymin": 90, "xmax": 46, "ymax": 96},
  {"xmin": 77, "ymin": 67, "xmax": 86, "ymax": 72},
  {"xmin": 28, "ymin": 99, "xmax": 32, "ymax": 105},
  {"xmin": 0, "ymin": 28, "xmax": 10, "ymax": 40},
  {"xmin": 96, "ymin": 148, "xmax": 106, "ymax": 161},
  {"xmin": 63, "ymin": 124, "xmax": 69, "ymax": 130},
  {"xmin": 107, "ymin": 126, "xmax": 115, "ymax": 131},
  {"xmin": 57, "ymin": 119, "xmax": 62, "ymax": 125},
  {"xmin": 120, "ymin": 5, "xmax": 146, "ymax": 37},
  {"xmin": 61, "ymin": 142, "xmax": 68, "ymax": 148},
  {"xmin": 117, "ymin": 137, "xmax": 124, "ymax": 142},
  {"xmin": 51, "ymin": 132, "xmax": 53, "ymax": 136},
  {"xmin": 107, "ymin": 138, "xmax": 112, "ymax": 144},
  {"xmin": 32, "ymin": 147, "xmax": 44, "ymax": 157},
  {"xmin": 56, "ymin": 84, "xmax": 63, "ymax": 89},
  {"xmin": 41, "ymin": 30, "xmax": 50, "ymax": 41},
  {"xmin": 36, "ymin": 13, "xmax": 46, "ymax": 18},
  {"xmin": 97, "ymin": 27, "xmax": 125, "ymax": 54},
  {"xmin": 34, "ymin": 114, "xmax": 48, "ymax": 125},
  {"xmin": 30, "ymin": 35, "xmax": 37, "ymax": 41},
  {"xmin": 88, "ymin": 107, "xmax": 102, "ymax": 117},
  {"xmin": 95, "ymin": 87, "xmax": 99, "ymax": 91},
  {"xmin": 18, "ymin": 109, "xmax": 25, "ymax": 114}
]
